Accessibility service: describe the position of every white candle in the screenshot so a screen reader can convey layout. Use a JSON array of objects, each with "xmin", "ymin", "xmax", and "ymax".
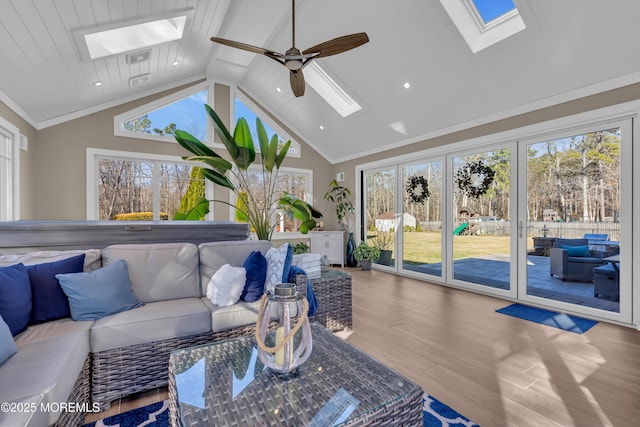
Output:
[{"xmin": 275, "ymin": 327, "xmax": 294, "ymax": 367}]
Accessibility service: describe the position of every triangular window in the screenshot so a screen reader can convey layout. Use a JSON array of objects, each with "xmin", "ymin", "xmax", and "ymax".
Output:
[
  {"xmin": 114, "ymin": 82, "xmax": 209, "ymax": 143},
  {"xmin": 234, "ymin": 94, "xmax": 300, "ymax": 158}
]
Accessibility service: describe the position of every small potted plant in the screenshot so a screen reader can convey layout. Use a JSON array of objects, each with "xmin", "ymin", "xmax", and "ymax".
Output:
[
  {"xmin": 291, "ymin": 241, "xmax": 310, "ymax": 255},
  {"xmin": 353, "ymin": 242, "xmax": 380, "ymax": 271},
  {"xmin": 370, "ymin": 231, "xmax": 394, "ymax": 266}
]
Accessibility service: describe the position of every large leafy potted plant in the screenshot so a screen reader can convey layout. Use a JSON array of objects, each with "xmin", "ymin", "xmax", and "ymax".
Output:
[
  {"xmin": 324, "ymin": 179, "xmax": 355, "ymax": 230},
  {"xmin": 174, "ymin": 105, "xmax": 321, "ymax": 240}
]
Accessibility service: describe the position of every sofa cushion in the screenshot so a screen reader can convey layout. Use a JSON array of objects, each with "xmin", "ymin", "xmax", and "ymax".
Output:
[
  {"xmin": 0, "ymin": 314, "xmax": 17, "ymax": 364},
  {"xmin": 561, "ymin": 244, "xmax": 590, "ymax": 257},
  {"xmin": 0, "ymin": 331, "xmax": 90, "ymax": 425},
  {"xmin": 206, "ymin": 263, "xmax": 246, "ymax": 307},
  {"xmin": 56, "ymin": 260, "xmax": 142, "ymax": 321},
  {"xmin": 0, "ymin": 263, "xmax": 32, "ymax": 336},
  {"xmin": 202, "ymin": 297, "xmax": 297, "ymax": 333},
  {"xmin": 202, "ymin": 297, "xmax": 263, "ymax": 333},
  {"xmin": 241, "ymin": 251, "xmax": 267, "ymax": 302},
  {"xmin": 103, "ymin": 243, "xmax": 200, "ymax": 303},
  {"xmin": 90, "ymin": 298, "xmax": 211, "ymax": 353},
  {"xmin": 198, "ymin": 240, "xmax": 272, "ymax": 296},
  {"xmin": 0, "ymin": 394, "xmax": 48, "ymax": 427},
  {"xmin": 27, "ymin": 254, "xmax": 85, "ymax": 324},
  {"xmin": 0, "ymin": 249, "xmax": 102, "ymax": 272},
  {"xmin": 14, "ymin": 317, "xmax": 94, "ymax": 347}
]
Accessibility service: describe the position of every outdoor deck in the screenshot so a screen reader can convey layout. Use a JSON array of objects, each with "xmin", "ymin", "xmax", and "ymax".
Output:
[{"xmin": 403, "ymin": 255, "xmax": 620, "ymax": 312}]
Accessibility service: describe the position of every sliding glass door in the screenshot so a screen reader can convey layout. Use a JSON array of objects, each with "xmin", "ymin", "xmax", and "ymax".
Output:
[
  {"xmin": 450, "ymin": 148, "xmax": 513, "ymax": 293},
  {"xmin": 358, "ymin": 114, "xmax": 633, "ymax": 325},
  {"xmin": 518, "ymin": 119, "xmax": 632, "ymax": 322},
  {"xmin": 401, "ymin": 160, "xmax": 443, "ymax": 279},
  {"xmin": 363, "ymin": 167, "xmax": 397, "ymax": 269}
]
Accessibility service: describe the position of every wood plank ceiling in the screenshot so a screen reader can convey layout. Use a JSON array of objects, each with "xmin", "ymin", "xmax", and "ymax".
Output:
[{"xmin": 1, "ymin": 1, "xmax": 640, "ymax": 162}]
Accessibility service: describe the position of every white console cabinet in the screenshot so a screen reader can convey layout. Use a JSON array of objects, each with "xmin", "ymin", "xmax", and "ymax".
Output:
[{"xmin": 310, "ymin": 231, "xmax": 345, "ymax": 267}]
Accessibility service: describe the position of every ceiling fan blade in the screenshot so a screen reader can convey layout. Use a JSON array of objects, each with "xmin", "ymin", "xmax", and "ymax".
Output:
[
  {"xmin": 302, "ymin": 32, "xmax": 369, "ymax": 58},
  {"xmin": 290, "ymin": 70, "xmax": 305, "ymax": 97},
  {"xmin": 210, "ymin": 37, "xmax": 282, "ymax": 58}
]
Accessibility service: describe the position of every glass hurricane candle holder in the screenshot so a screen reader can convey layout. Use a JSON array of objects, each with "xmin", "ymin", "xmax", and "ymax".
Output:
[{"xmin": 255, "ymin": 283, "xmax": 312, "ymax": 374}]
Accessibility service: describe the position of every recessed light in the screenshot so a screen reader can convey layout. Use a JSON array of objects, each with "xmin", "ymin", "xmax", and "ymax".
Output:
[
  {"xmin": 171, "ymin": 60, "xmax": 180, "ymax": 66},
  {"xmin": 276, "ymin": 87, "xmax": 282, "ymax": 92},
  {"xmin": 319, "ymin": 125, "xmax": 325, "ymax": 130},
  {"xmin": 403, "ymin": 82, "xmax": 411, "ymax": 89},
  {"xmin": 93, "ymin": 81, "xmax": 103, "ymax": 87}
]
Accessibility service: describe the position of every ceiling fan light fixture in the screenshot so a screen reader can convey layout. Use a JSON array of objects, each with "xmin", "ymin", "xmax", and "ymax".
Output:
[{"xmin": 285, "ymin": 59, "xmax": 303, "ymax": 71}]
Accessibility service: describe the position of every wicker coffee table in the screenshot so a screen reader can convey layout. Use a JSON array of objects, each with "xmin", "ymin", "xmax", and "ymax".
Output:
[{"xmin": 168, "ymin": 323, "xmax": 422, "ymax": 426}]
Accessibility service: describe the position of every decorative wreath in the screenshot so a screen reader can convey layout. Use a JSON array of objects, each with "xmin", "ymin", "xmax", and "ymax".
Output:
[
  {"xmin": 405, "ymin": 175, "xmax": 430, "ymax": 204},
  {"xmin": 455, "ymin": 160, "xmax": 495, "ymax": 199}
]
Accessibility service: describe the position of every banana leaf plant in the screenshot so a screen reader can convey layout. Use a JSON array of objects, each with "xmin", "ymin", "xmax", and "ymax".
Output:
[{"xmin": 174, "ymin": 104, "xmax": 322, "ymax": 241}]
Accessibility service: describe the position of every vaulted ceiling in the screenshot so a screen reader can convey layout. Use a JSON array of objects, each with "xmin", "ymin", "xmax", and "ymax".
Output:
[{"xmin": 1, "ymin": 0, "xmax": 639, "ymax": 163}]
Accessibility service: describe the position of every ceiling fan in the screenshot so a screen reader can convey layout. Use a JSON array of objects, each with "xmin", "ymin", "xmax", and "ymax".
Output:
[{"xmin": 211, "ymin": 0, "xmax": 369, "ymax": 97}]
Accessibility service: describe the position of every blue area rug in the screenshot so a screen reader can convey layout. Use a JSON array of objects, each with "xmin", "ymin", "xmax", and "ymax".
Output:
[
  {"xmin": 496, "ymin": 303, "xmax": 597, "ymax": 334},
  {"xmin": 84, "ymin": 393, "xmax": 479, "ymax": 426}
]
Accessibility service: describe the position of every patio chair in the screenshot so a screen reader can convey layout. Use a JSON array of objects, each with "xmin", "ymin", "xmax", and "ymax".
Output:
[{"xmin": 550, "ymin": 238, "xmax": 604, "ymax": 282}]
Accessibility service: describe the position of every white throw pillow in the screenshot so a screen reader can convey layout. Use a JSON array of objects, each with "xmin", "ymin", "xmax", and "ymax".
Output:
[
  {"xmin": 206, "ymin": 263, "xmax": 246, "ymax": 307},
  {"xmin": 264, "ymin": 243, "xmax": 291, "ymax": 293}
]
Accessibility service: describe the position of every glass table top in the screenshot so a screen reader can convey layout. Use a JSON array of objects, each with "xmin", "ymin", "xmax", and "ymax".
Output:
[{"xmin": 169, "ymin": 323, "xmax": 421, "ymax": 426}]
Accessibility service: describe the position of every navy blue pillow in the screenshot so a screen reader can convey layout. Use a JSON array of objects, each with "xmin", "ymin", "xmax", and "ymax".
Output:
[
  {"xmin": 241, "ymin": 251, "xmax": 267, "ymax": 302},
  {"xmin": 281, "ymin": 243, "xmax": 293, "ymax": 283},
  {"xmin": 0, "ymin": 263, "xmax": 32, "ymax": 336},
  {"xmin": 27, "ymin": 254, "xmax": 85, "ymax": 324}
]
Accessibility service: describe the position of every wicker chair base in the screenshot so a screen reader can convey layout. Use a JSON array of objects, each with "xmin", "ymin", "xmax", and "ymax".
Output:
[
  {"xmin": 91, "ymin": 332, "xmax": 213, "ymax": 411},
  {"xmin": 295, "ymin": 271, "xmax": 353, "ymax": 332},
  {"xmin": 52, "ymin": 356, "xmax": 90, "ymax": 427}
]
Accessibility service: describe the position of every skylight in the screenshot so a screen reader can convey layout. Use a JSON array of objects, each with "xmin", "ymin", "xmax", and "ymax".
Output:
[
  {"xmin": 74, "ymin": 10, "xmax": 191, "ymax": 62},
  {"xmin": 471, "ymin": 0, "xmax": 516, "ymax": 24},
  {"xmin": 440, "ymin": 0, "xmax": 526, "ymax": 53},
  {"xmin": 305, "ymin": 62, "xmax": 362, "ymax": 118}
]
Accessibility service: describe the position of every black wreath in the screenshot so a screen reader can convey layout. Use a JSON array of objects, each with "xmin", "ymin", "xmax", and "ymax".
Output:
[
  {"xmin": 405, "ymin": 175, "xmax": 430, "ymax": 204},
  {"xmin": 455, "ymin": 161, "xmax": 495, "ymax": 199}
]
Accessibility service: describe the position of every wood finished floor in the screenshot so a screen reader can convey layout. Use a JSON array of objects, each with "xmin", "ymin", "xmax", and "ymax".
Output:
[{"xmin": 85, "ymin": 268, "xmax": 640, "ymax": 427}]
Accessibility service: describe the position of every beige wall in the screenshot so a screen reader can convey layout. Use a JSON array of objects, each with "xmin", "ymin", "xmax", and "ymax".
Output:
[
  {"xmin": 2, "ymin": 80, "xmax": 335, "ymax": 221},
  {"xmin": 333, "ymin": 82, "xmax": 640, "ymax": 204}
]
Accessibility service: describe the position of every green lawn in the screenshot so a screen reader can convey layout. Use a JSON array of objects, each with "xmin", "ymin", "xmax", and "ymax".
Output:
[{"xmin": 400, "ymin": 231, "xmax": 526, "ymax": 264}]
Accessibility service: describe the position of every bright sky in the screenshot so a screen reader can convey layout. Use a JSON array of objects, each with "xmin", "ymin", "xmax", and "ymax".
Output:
[
  {"xmin": 146, "ymin": 89, "xmax": 208, "ymax": 139},
  {"xmin": 472, "ymin": 0, "xmax": 516, "ymax": 23},
  {"xmin": 143, "ymin": 90, "xmax": 280, "ymax": 145}
]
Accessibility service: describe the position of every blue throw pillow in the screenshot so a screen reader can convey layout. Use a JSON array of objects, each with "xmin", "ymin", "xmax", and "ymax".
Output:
[
  {"xmin": 56, "ymin": 260, "xmax": 142, "ymax": 321},
  {"xmin": 561, "ymin": 245, "xmax": 590, "ymax": 257},
  {"xmin": 281, "ymin": 243, "xmax": 293, "ymax": 283},
  {"xmin": 241, "ymin": 251, "xmax": 267, "ymax": 302},
  {"xmin": 27, "ymin": 254, "xmax": 85, "ymax": 324},
  {"xmin": 0, "ymin": 315, "xmax": 17, "ymax": 365},
  {"xmin": 0, "ymin": 263, "xmax": 32, "ymax": 336}
]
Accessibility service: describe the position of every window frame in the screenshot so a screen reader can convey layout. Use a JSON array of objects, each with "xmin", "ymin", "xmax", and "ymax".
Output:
[
  {"xmin": 86, "ymin": 148, "xmax": 212, "ymax": 220},
  {"xmin": 230, "ymin": 165, "xmax": 313, "ymax": 240},
  {"xmin": 440, "ymin": 0, "xmax": 529, "ymax": 53},
  {"xmin": 113, "ymin": 81, "xmax": 211, "ymax": 144},
  {"xmin": 0, "ymin": 117, "xmax": 20, "ymax": 221}
]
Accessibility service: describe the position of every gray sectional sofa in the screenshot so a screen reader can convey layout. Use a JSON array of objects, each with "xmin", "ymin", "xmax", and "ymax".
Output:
[{"xmin": 0, "ymin": 239, "xmax": 304, "ymax": 427}]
